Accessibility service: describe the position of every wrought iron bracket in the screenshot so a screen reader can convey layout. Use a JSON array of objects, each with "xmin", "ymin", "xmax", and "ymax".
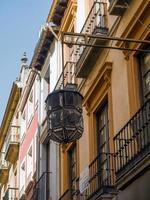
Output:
[{"xmin": 61, "ymin": 31, "xmax": 150, "ymax": 53}]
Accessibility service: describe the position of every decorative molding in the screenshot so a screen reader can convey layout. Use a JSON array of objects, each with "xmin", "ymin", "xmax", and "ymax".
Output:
[
  {"xmin": 84, "ymin": 102, "xmax": 91, "ymax": 116},
  {"xmin": 60, "ymin": 141, "xmax": 76, "ymax": 153},
  {"xmin": 58, "ymin": 0, "xmax": 77, "ymax": 36},
  {"xmin": 60, "ymin": 144, "xmax": 68, "ymax": 153},
  {"xmin": 83, "ymin": 62, "xmax": 113, "ymax": 107},
  {"xmin": 116, "ymin": 1, "xmax": 150, "ymax": 56}
]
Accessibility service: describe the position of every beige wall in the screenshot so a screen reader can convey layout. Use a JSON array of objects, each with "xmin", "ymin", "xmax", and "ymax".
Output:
[{"xmin": 59, "ymin": 0, "xmax": 150, "ymax": 195}]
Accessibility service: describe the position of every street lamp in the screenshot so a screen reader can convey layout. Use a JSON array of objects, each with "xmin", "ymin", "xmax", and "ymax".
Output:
[{"xmin": 46, "ymin": 84, "xmax": 84, "ymax": 144}]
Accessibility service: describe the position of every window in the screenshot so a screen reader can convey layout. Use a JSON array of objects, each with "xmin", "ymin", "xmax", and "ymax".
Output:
[
  {"xmin": 69, "ymin": 146, "xmax": 77, "ymax": 199},
  {"xmin": 28, "ymin": 90, "xmax": 34, "ymax": 123},
  {"xmin": 27, "ymin": 145, "xmax": 33, "ymax": 180},
  {"xmin": 35, "ymin": 77, "xmax": 39, "ymax": 106},
  {"xmin": 21, "ymin": 110, "xmax": 26, "ymax": 140},
  {"xmin": 96, "ymin": 101, "xmax": 110, "ymax": 185},
  {"xmin": 139, "ymin": 52, "xmax": 150, "ymax": 101},
  {"xmin": 41, "ymin": 68, "xmax": 50, "ymax": 121},
  {"xmin": 97, "ymin": 102, "xmax": 109, "ymax": 153},
  {"xmin": 20, "ymin": 161, "xmax": 25, "ymax": 191}
]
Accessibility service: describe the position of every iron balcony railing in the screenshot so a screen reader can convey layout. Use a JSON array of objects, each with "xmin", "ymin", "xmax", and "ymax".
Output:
[
  {"xmin": 5, "ymin": 126, "xmax": 20, "ymax": 156},
  {"xmin": 73, "ymin": 0, "xmax": 108, "ymax": 65},
  {"xmin": 3, "ymin": 187, "xmax": 19, "ymax": 200},
  {"xmin": 58, "ymin": 153, "xmax": 115, "ymax": 200},
  {"xmin": 59, "ymin": 1, "xmax": 108, "ymax": 86},
  {"xmin": 114, "ymin": 98, "xmax": 150, "ymax": 178},
  {"xmin": 81, "ymin": 152, "xmax": 115, "ymax": 199},
  {"xmin": 54, "ymin": 61, "xmax": 77, "ymax": 90},
  {"xmin": 32, "ymin": 172, "xmax": 51, "ymax": 200},
  {"xmin": 58, "ymin": 177, "xmax": 80, "ymax": 200},
  {"xmin": 58, "ymin": 189, "xmax": 72, "ymax": 200}
]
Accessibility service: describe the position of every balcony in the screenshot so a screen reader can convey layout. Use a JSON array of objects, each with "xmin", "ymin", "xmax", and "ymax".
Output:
[
  {"xmin": 0, "ymin": 153, "xmax": 9, "ymax": 184},
  {"xmin": 81, "ymin": 153, "xmax": 116, "ymax": 199},
  {"xmin": 31, "ymin": 172, "xmax": 51, "ymax": 200},
  {"xmin": 59, "ymin": 153, "xmax": 116, "ymax": 200},
  {"xmin": 3, "ymin": 187, "xmax": 19, "ymax": 200},
  {"xmin": 114, "ymin": 99, "xmax": 150, "ymax": 181},
  {"xmin": 55, "ymin": 62, "xmax": 76, "ymax": 90},
  {"xmin": 5, "ymin": 126, "xmax": 20, "ymax": 164},
  {"xmin": 108, "ymin": 0, "xmax": 129, "ymax": 16},
  {"xmin": 58, "ymin": 189, "xmax": 72, "ymax": 200},
  {"xmin": 73, "ymin": 0, "xmax": 108, "ymax": 78},
  {"xmin": 54, "ymin": 61, "xmax": 83, "ymax": 91}
]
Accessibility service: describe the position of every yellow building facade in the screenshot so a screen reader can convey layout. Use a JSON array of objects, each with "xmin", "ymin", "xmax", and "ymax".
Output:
[{"xmin": 47, "ymin": 0, "xmax": 150, "ymax": 199}]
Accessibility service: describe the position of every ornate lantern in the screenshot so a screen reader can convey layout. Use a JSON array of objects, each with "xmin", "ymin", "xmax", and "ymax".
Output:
[{"xmin": 46, "ymin": 84, "xmax": 84, "ymax": 144}]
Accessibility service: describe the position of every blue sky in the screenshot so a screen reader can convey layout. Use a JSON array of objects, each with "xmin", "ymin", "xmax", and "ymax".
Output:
[{"xmin": 0, "ymin": 0, "xmax": 51, "ymax": 123}]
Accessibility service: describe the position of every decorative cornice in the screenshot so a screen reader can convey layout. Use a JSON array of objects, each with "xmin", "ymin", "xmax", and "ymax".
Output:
[
  {"xmin": 30, "ymin": 28, "xmax": 54, "ymax": 71},
  {"xmin": 58, "ymin": 0, "xmax": 77, "ymax": 34},
  {"xmin": 83, "ymin": 62, "xmax": 113, "ymax": 107},
  {"xmin": 116, "ymin": 1, "xmax": 150, "ymax": 56},
  {"xmin": 47, "ymin": 0, "xmax": 69, "ymax": 26},
  {"xmin": 47, "ymin": 0, "xmax": 59, "ymax": 23},
  {"xmin": 46, "ymin": 0, "xmax": 77, "ymax": 38}
]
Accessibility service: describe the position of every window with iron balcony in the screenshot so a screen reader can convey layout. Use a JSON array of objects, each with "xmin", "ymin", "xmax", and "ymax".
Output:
[
  {"xmin": 78, "ymin": 101, "xmax": 116, "ymax": 200},
  {"xmin": 58, "ymin": 101, "xmax": 116, "ymax": 200},
  {"xmin": 114, "ymin": 98, "xmax": 150, "ymax": 182}
]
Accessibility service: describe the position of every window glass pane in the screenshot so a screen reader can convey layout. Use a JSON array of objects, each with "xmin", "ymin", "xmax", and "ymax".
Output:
[
  {"xmin": 69, "ymin": 146, "xmax": 77, "ymax": 196},
  {"xmin": 65, "ymin": 92, "xmax": 74, "ymax": 105},
  {"xmin": 99, "ymin": 129, "xmax": 107, "ymax": 145},
  {"xmin": 140, "ymin": 52, "xmax": 150, "ymax": 99},
  {"xmin": 97, "ymin": 103, "xmax": 109, "ymax": 152},
  {"xmin": 144, "ymin": 72, "xmax": 150, "ymax": 96},
  {"xmin": 143, "ymin": 53, "xmax": 150, "ymax": 72},
  {"xmin": 96, "ymin": 102, "xmax": 110, "ymax": 186}
]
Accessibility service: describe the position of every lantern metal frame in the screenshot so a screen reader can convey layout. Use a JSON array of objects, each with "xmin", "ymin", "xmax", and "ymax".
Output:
[{"xmin": 46, "ymin": 84, "xmax": 84, "ymax": 144}]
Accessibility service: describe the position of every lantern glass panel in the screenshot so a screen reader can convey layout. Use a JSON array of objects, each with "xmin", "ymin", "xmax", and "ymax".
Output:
[
  {"xmin": 63, "ymin": 109, "xmax": 81, "ymax": 127},
  {"xmin": 65, "ymin": 91, "xmax": 74, "ymax": 106},
  {"xmin": 53, "ymin": 93, "xmax": 59, "ymax": 107},
  {"xmin": 51, "ymin": 92, "xmax": 63, "ymax": 108},
  {"xmin": 77, "ymin": 94, "xmax": 82, "ymax": 109},
  {"xmin": 51, "ymin": 110, "xmax": 63, "ymax": 128}
]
